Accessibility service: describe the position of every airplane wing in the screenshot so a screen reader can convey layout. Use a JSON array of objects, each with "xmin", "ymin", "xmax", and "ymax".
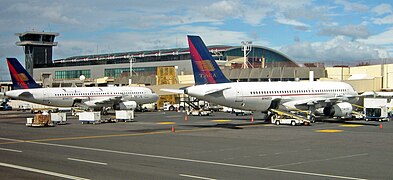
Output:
[
  {"xmin": 362, "ymin": 91, "xmax": 393, "ymax": 97},
  {"xmin": 81, "ymin": 96, "xmax": 123, "ymax": 107},
  {"xmin": 282, "ymin": 95, "xmax": 357, "ymax": 109}
]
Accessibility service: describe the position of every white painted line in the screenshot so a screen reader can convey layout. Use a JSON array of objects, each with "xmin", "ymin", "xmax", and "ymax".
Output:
[
  {"xmin": 0, "ymin": 137, "xmax": 25, "ymax": 142},
  {"xmin": 0, "ymin": 137, "xmax": 366, "ymax": 180},
  {"xmin": 67, "ymin": 158, "xmax": 108, "ymax": 166},
  {"xmin": 179, "ymin": 174, "xmax": 217, "ymax": 180},
  {"xmin": 27, "ymin": 141, "xmax": 367, "ymax": 180},
  {"xmin": 267, "ymin": 153, "xmax": 369, "ymax": 168},
  {"xmin": 0, "ymin": 147, "xmax": 22, "ymax": 153},
  {"xmin": 0, "ymin": 162, "xmax": 89, "ymax": 180}
]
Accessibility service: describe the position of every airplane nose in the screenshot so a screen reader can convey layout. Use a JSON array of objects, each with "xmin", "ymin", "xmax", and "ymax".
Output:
[{"xmin": 153, "ymin": 93, "xmax": 159, "ymax": 101}]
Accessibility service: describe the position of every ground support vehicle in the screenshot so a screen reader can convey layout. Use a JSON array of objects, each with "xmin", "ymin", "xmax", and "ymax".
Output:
[
  {"xmin": 270, "ymin": 109, "xmax": 311, "ymax": 126},
  {"xmin": 26, "ymin": 111, "xmax": 54, "ymax": 127},
  {"xmin": 233, "ymin": 109, "xmax": 253, "ymax": 116},
  {"xmin": 188, "ymin": 109, "xmax": 212, "ymax": 116}
]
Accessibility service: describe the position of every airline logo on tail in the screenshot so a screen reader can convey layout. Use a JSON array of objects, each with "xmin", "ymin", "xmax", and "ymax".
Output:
[
  {"xmin": 6, "ymin": 58, "xmax": 41, "ymax": 89},
  {"xmin": 187, "ymin": 35, "xmax": 230, "ymax": 85}
]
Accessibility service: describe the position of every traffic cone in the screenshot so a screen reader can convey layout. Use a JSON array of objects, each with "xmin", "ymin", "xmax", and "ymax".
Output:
[
  {"xmin": 184, "ymin": 115, "xmax": 188, "ymax": 121},
  {"xmin": 251, "ymin": 116, "xmax": 254, "ymax": 122},
  {"xmin": 171, "ymin": 126, "xmax": 175, "ymax": 132},
  {"xmin": 379, "ymin": 124, "xmax": 383, "ymax": 129}
]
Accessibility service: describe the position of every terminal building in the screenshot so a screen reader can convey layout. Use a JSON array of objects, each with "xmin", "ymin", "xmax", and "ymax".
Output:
[
  {"xmin": 32, "ymin": 41, "xmax": 326, "ymax": 87},
  {"xmin": 2, "ymin": 31, "xmax": 393, "ymax": 95}
]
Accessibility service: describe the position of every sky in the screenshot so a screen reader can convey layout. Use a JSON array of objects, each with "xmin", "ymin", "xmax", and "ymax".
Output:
[{"xmin": 1, "ymin": 0, "xmax": 393, "ymax": 80}]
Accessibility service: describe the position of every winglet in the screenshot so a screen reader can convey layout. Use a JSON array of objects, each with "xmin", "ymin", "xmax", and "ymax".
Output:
[
  {"xmin": 6, "ymin": 58, "xmax": 41, "ymax": 89},
  {"xmin": 187, "ymin": 35, "xmax": 231, "ymax": 85}
]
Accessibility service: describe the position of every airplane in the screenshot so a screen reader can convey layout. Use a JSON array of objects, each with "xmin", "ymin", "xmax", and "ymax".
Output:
[
  {"xmin": 163, "ymin": 35, "xmax": 359, "ymax": 122},
  {"xmin": 4, "ymin": 58, "xmax": 159, "ymax": 111}
]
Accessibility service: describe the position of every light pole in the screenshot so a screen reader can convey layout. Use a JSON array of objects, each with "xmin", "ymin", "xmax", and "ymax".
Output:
[
  {"xmin": 241, "ymin": 41, "xmax": 252, "ymax": 69},
  {"xmin": 129, "ymin": 57, "xmax": 135, "ymax": 85}
]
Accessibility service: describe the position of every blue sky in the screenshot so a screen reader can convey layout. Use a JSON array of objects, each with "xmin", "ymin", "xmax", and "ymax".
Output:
[{"xmin": 1, "ymin": 0, "xmax": 393, "ymax": 80}]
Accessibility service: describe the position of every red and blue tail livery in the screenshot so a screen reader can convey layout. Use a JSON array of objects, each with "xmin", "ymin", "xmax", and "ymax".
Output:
[
  {"xmin": 187, "ymin": 35, "xmax": 231, "ymax": 85},
  {"xmin": 6, "ymin": 58, "xmax": 41, "ymax": 89}
]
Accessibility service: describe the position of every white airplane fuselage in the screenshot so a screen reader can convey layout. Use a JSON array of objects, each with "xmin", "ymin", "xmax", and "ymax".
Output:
[
  {"xmin": 186, "ymin": 81, "xmax": 358, "ymax": 112},
  {"xmin": 5, "ymin": 86, "xmax": 158, "ymax": 108}
]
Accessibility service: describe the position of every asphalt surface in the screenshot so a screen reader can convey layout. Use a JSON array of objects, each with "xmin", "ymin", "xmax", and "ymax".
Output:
[{"xmin": 0, "ymin": 110, "xmax": 392, "ymax": 180}]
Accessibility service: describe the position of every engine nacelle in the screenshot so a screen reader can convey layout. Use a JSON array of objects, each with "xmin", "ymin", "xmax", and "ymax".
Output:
[
  {"xmin": 115, "ymin": 101, "xmax": 137, "ymax": 110},
  {"xmin": 323, "ymin": 102, "xmax": 353, "ymax": 117}
]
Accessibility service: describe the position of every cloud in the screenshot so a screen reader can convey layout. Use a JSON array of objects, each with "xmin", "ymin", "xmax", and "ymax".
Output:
[
  {"xmin": 360, "ymin": 28, "xmax": 393, "ymax": 45},
  {"xmin": 0, "ymin": 0, "xmax": 391, "ymax": 70},
  {"xmin": 319, "ymin": 24, "xmax": 370, "ymax": 39},
  {"xmin": 371, "ymin": 3, "xmax": 392, "ymax": 16},
  {"xmin": 280, "ymin": 36, "xmax": 389, "ymax": 65},
  {"xmin": 334, "ymin": 0, "xmax": 369, "ymax": 12},
  {"xmin": 6, "ymin": 2, "xmax": 80, "ymax": 26},
  {"xmin": 373, "ymin": 14, "xmax": 393, "ymax": 25},
  {"xmin": 200, "ymin": 0, "xmax": 244, "ymax": 20},
  {"xmin": 54, "ymin": 25, "xmax": 270, "ymax": 59},
  {"xmin": 275, "ymin": 15, "xmax": 310, "ymax": 31}
]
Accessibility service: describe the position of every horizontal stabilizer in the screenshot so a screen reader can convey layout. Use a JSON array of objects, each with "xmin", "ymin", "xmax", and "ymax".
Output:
[
  {"xmin": 204, "ymin": 87, "xmax": 231, "ymax": 95},
  {"xmin": 160, "ymin": 89, "xmax": 185, "ymax": 94}
]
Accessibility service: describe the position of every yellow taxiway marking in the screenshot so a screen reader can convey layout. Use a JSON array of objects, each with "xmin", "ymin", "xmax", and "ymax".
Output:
[
  {"xmin": 158, "ymin": 122, "xmax": 176, "ymax": 125},
  {"xmin": 315, "ymin": 129, "xmax": 344, "ymax": 133},
  {"xmin": 211, "ymin": 120, "xmax": 232, "ymax": 122},
  {"xmin": 0, "ymin": 121, "xmax": 277, "ymax": 145},
  {"xmin": 340, "ymin": 124, "xmax": 363, "ymax": 127},
  {"xmin": 0, "ymin": 128, "xmax": 217, "ymax": 145}
]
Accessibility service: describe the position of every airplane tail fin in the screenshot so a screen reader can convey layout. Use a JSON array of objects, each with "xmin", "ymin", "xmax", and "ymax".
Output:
[
  {"xmin": 187, "ymin": 35, "xmax": 231, "ymax": 85},
  {"xmin": 6, "ymin": 58, "xmax": 41, "ymax": 89}
]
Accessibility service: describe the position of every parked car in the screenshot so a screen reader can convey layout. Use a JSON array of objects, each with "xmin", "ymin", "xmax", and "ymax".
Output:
[
  {"xmin": 188, "ymin": 109, "xmax": 212, "ymax": 116},
  {"xmin": 222, "ymin": 106, "xmax": 233, "ymax": 113}
]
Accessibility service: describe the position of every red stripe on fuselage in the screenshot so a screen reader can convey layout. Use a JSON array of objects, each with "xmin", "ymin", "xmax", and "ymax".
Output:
[
  {"xmin": 188, "ymin": 38, "xmax": 216, "ymax": 84},
  {"xmin": 7, "ymin": 60, "xmax": 29, "ymax": 89},
  {"xmin": 245, "ymin": 93, "xmax": 330, "ymax": 98}
]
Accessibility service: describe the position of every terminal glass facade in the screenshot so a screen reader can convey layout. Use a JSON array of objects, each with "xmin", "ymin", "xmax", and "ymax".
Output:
[
  {"xmin": 104, "ymin": 67, "xmax": 157, "ymax": 77},
  {"xmin": 55, "ymin": 70, "xmax": 91, "ymax": 79},
  {"xmin": 223, "ymin": 47, "xmax": 297, "ymax": 67}
]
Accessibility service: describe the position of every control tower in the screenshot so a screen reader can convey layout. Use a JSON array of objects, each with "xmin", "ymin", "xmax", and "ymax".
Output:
[{"xmin": 15, "ymin": 31, "xmax": 59, "ymax": 76}]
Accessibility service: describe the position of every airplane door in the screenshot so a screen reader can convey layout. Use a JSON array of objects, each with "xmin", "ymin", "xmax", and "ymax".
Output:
[
  {"xmin": 235, "ymin": 86, "xmax": 243, "ymax": 102},
  {"xmin": 143, "ymin": 91, "xmax": 148, "ymax": 99},
  {"xmin": 43, "ymin": 90, "xmax": 50, "ymax": 105}
]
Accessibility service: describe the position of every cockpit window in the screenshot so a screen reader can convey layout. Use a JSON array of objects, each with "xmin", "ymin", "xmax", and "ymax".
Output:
[{"xmin": 147, "ymin": 87, "xmax": 155, "ymax": 93}]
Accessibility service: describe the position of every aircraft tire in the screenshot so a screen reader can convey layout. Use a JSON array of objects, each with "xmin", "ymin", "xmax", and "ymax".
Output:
[
  {"xmin": 270, "ymin": 114, "xmax": 277, "ymax": 122},
  {"xmin": 310, "ymin": 115, "xmax": 316, "ymax": 123}
]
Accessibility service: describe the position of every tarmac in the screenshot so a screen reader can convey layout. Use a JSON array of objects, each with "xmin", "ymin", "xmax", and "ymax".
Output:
[{"xmin": 0, "ymin": 110, "xmax": 392, "ymax": 180}]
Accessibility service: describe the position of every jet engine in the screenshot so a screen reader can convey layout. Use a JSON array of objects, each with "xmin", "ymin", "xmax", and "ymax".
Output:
[
  {"xmin": 323, "ymin": 102, "xmax": 353, "ymax": 118},
  {"xmin": 114, "ymin": 101, "xmax": 137, "ymax": 110}
]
